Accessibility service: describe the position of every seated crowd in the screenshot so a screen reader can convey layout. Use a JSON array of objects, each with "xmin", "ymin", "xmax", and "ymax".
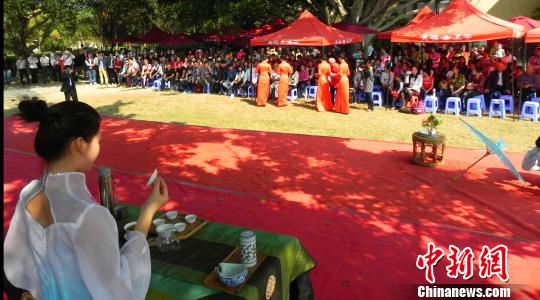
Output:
[{"xmin": 7, "ymin": 43, "xmax": 540, "ymax": 113}]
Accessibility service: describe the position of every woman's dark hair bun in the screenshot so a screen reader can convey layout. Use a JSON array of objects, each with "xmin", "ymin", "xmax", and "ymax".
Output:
[
  {"xmin": 18, "ymin": 99, "xmax": 101, "ymax": 162},
  {"xmin": 18, "ymin": 97, "xmax": 48, "ymax": 122}
]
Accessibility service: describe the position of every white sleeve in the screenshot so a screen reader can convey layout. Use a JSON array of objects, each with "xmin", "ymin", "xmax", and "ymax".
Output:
[
  {"xmin": 74, "ymin": 205, "xmax": 151, "ymax": 300},
  {"xmin": 4, "ymin": 192, "xmax": 42, "ymax": 299}
]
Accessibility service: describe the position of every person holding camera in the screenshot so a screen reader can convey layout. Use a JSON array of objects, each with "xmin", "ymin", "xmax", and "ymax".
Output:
[{"xmin": 61, "ymin": 66, "xmax": 78, "ymax": 101}]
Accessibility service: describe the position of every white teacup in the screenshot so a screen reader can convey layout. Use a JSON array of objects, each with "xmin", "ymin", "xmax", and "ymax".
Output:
[
  {"xmin": 166, "ymin": 211, "xmax": 178, "ymax": 220},
  {"xmin": 185, "ymin": 214, "xmax": 197, "ymax": 224},
  {"xmin": 174, "ymin": 222, "xmax": 187, "ymax": 233},
  {"xmin": 153, "ymin": 218, "xmax": 165, "ymax": 227}
]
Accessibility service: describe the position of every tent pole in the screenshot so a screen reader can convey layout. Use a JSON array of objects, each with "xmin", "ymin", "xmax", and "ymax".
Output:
[
  {"xmin": 511, "ymin": 38, "xmax": 516, "ymax": 121},
  {"xmin": 523, "ymin": 42, "xmax": 527, "ymax": 69}
]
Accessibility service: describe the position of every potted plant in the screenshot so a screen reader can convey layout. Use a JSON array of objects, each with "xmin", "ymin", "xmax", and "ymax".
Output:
[{"xmin": 421, "ymin": 114, "xmax": 442, "ymax": 136}]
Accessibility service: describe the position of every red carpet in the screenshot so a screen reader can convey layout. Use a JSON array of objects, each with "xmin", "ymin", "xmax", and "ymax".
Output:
[{"xmin": 4, "ymin": 116, "xmax": 540, "ymax": 299}]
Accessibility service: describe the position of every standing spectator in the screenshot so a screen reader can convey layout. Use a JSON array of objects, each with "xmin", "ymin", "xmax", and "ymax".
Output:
[
  {"xmin": 85, "ymin": 54, "xmax": 97, "ymax": 85},
  {"xmin": 61, "ymin": 50, "xmax": 75, "ymax": 71},
  {"xmin": 114, "ymin": 56, "xmax": 124, "ymax": 85},
  {"xmin": 380, "ymin": 64, "xmax": 394, "ymax": 106},
  {"xmin": 50, "ymin": 52, "xmax": 60, "ymax": 82},
  {"xmin": 97, "ymin": 53, "xmax": 109, "ymax": 85},
  {"xmin": 107, "ymin": 54, "xmax": 116, "ymax": 84},
  {"xmin": 60, "ymin": 66, "xmax": 78, "ymax": 101},
  {"xmin": 27, "ymin": 53, "xmax": 39, "ymax": 84},
  {"xmin": 39, "ymin": 53, "xmax": 51, "ymax": 83},
  {"xmin": 4, "ymin": 55, "xmax": 12, "ymax": 84},
  {"xmin": 363, "ymin": 61, "xmax": 375, "ymax": 112},
  {"xmin": 16, "ymin": 56, "xmax": 29, "ymax": 85}
]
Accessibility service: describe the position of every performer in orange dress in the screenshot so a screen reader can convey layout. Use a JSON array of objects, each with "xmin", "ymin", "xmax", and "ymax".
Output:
[
  {"xmin": 329, "ymin": 58, "xmax": 340, "ymax": 105},
  {"xmin": 315, "ymin": 57, "xmax": 332, "ymax": 112},
  {"xmin": 256, "ymin": 57, "xmax": 272, "ymax": 106},
  {"xmin": 334, "ymin": 55, "xmax": 351, "ymax": 114},
  {"xmin": 276, "ymin": 56, "xmax": 293, "ymax": 107}
]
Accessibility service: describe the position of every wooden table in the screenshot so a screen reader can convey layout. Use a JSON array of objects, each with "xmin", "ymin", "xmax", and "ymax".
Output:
[{"xmin": 412, "ymin": 131, "xmax": 446, "ymax": 167}]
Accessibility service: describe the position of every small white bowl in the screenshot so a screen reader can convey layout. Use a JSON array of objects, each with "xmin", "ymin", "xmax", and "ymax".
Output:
[
  {"xmin": 185, "ymin": 214, "xmax": 197, "ymax": 224},
  {"xmin": 174, "ymin": 222, "xmax": 187, "ymax": 233},
  {"xmin": 166, "ymin": 211, "xmax": 178, "ymax": 220},
  {"xmin": 124, "ymin": 221, "xmax": 137, "ymax": 232},
  {"xmin": 153, "ymin": 218, "xmax": 165, "ymax": 227}
]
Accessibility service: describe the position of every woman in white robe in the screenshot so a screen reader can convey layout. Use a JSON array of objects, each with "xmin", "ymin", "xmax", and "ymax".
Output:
[{"xmin": 4, "ymin": 98, "xmax": 169, "ymax": 300}]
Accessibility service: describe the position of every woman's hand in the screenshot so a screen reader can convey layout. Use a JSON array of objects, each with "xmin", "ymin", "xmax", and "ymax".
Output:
[
  {"xmin": 146, "ymin": 176, "xmax": 169, "ymax": 210},
  {"xmin": 135, "ymin": 177, "xmax": 169, "ymax": 237}
]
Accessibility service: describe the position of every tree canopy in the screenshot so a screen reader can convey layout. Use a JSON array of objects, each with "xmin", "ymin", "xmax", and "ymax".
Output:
[{"xmin": 4, "ymin": 0, "xmax": 433, "ymax": 55}]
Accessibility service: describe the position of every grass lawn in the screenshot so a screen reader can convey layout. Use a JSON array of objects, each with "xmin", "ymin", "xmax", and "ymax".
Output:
[{"xmin": 4, "ymin": 83, "xmax": 539, "ymax": 153}]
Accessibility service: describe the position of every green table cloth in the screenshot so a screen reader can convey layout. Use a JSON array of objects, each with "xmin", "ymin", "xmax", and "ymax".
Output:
[{"xmin": 119, "ymin": 206, "xmax": 316, "ymax": 300}]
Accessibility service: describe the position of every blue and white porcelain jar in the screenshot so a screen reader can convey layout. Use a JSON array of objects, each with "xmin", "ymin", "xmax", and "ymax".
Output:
[{"xmin": 239, "ymin": 231, "xmax": 257, "ymax": 267}]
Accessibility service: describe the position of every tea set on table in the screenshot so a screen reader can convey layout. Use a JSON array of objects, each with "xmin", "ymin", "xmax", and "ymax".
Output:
[
  {"xmin": 123, "ymin": 170, "xmax": 259, "ymax": 288},
  {"xmin": 124, "ymin": 215, "xmax": 258, "ymax": 288}
]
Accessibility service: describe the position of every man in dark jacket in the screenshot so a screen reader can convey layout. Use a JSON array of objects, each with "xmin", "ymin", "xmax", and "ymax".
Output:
[
  {"xmin": 484, "ymin": 63, "xmax": 511, "ymax": 105},
  {"xmin": 61, "ymin": 66, "xmax": 78, "ymax": 101}
]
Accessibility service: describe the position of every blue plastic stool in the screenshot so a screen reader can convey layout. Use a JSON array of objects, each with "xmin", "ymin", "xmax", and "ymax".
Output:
[
  {"xmin": 287, "ymin": 88, "xmax": 298, "ymax": 101},
  {"xmin": 372, "ymin": 91, "xmax": 383, "ymax": 107},
  {"xmin": 489, "ymin": 99, "xmax": 506, "ymax": 118},
  {"xmin": 307, "ymin": 86, "xmax": 317, "ymax": 99},
  {"xmin": 247, "ymin": 85, "xmax": 255, "ymax": 98},
  {"xmin": 499, "ymin": 95, "xmax": 514, "ymax": 114},
  {"xmin": 424, "ymin": 96, "xmax": 438, "ymax": 114},
  {"xmin": 445, "ymin": 97, "xmax": 461, "ymax": 115},
  {"xmin": 373, "ymin": 85, "xmax": 383, "ymax": 92},
  {"xmin": 520, "ymin": 101, "xmax": 539, "ymax": 122},
  {"xmin": 466, "ymin": 98, "xmax": 482, "ymax": 117}
]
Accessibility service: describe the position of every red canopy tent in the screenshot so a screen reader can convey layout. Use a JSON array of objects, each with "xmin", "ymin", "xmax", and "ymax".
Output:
[
  {"xmin": 525, "ymin": 27, "xmax": 540, "ymax": 43},
  {"xmin": 390, "ymin": 0, "xmax": 524, "ymax": 43},
  {"xmin": 333, "ymin": 22, "xmax": 378, "ymax": 35},
  {"xmin": 509, "ymin": 16, "xmax": 540, "ymax": 32},
  {"xmin": 377, "ymin": 5, "xmax": 434, "ymax": 40},
  {"xmin": 160, "ymin": 33, "xmax": 197, "ymax": 47},
  {"xmin": 250, "ymin": 10, "xmax": 362, "ymax": 46},
  {"xmin": 139, "ymin": 27, "xmax": 174, "ymax": 44}
]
